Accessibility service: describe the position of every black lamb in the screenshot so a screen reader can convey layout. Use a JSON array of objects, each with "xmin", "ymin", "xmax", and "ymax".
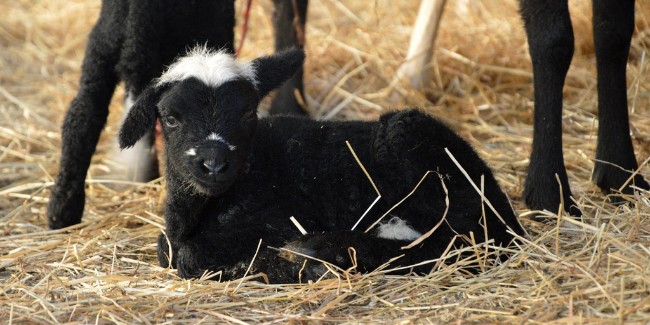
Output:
[
  {"xmin": 46, "ymin": 0, "xmax": 236, "ymax": 229},
  {"xmin": 118, "ymin": 47, "xmax": 526, "ymax": 283},
  {"xmin": 46, "ymin": 0, "xmax": 307, "ymax": 230}
]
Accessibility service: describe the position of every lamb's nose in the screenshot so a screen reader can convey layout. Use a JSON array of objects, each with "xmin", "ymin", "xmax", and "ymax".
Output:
[{"xmin": 203, "ymin": 160, "xmax": 228, "ymax": 174}]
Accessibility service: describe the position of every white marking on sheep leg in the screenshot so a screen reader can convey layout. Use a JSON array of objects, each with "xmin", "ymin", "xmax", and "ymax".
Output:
[
  {"xmin": 185, "ymin": 148, "xmax": 197, "ymax": 156},
  {"xmin": 377, "ymin": 217, "xmax": 422, "ymax": 241},
  {"xmin": 124, "ymin": 91, "xmax": 136, "ymax": 110},
  {"xmin": 206, "ymin": 132, "xmax": 237, "ymax": 151},
  {"xmin": 113, "ymin": 91, "xmax": 154, "ymax": 182}
]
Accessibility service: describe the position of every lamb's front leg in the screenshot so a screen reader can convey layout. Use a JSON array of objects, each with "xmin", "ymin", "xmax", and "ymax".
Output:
[
  {"xmin": 164, "ymin": 230, "xmax": 398, "ymax": 282},
  {"xmin": 280, "ymin": 231, "xmax": 455, "ymax": 278},
  {"xmin": 156, "ymin": 179, "xmax": 213, "ymax": 271},
  {"xmin": 163, "ymin": 224, "xmax": 299, "ymax": 281},
  {"xmin": 157, "ymin": 232, "xmax": 179, "ymax": 269}
]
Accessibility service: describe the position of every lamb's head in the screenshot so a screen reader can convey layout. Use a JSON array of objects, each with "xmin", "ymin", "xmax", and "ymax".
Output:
[{"xmin": 118, "ymin": 47, "xmax": 305, "ymax": 195}]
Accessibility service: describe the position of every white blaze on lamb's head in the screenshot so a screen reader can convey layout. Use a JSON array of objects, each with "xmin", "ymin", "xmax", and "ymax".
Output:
[
  {"xmin": 156, "ymin": 46, "xmax": 258, "ymax": 89},
  {"xmin": 119, "ymin": 47, "xmax": 306, "ymax": 195}
]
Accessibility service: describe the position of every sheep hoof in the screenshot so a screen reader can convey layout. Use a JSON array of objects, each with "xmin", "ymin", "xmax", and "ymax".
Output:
[
  {"xmin": 157, "ymin": 233, "xmax": 176, "ymax": 269},
  {"xmin": 176, "ymin": 244, "xmax": 212, "ymax": 279},
  {"xmin": 278, "ymin": 243, "xmax": 316, "ymax": 263},
  {"xmin": 593, "ymin": 161, "xmax": 650, "ymax": 204},
  {"xmin": 279, "ymin": 234, "xmax": 355, "ymax": 269},
  {"xmin": 46, "ymin": 182, "xmax": 85, "ymax": 229},
  {"xmin": 524, "ymin": 170, "xmax": 582, "ymax": 220}
]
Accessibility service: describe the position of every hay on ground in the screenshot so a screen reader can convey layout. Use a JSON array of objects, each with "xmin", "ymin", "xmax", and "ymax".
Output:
[{"xmin": 1, "ymin": 0, "xmax": 650, "ymax": 323}]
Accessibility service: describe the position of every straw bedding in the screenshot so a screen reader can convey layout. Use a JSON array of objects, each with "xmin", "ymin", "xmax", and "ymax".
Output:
[{"xmin": 1, "ymin": 0, "xmax": 650, "ymax": 323}]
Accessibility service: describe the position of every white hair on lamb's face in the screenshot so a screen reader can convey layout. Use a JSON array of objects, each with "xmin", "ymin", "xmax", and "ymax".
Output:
[
  {"xmin": 206, "ymin": 132, "xmax": 236, "ymax": 151},
  {"xmin": 155, "ymin": 45, "xmax": 257, "ymax": 89}
]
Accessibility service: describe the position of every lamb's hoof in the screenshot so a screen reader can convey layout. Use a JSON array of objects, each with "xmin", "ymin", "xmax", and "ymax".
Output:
[
  {"xmin": 47, "ymin": 183, "xmax": 85, "ymax": 229},
  {"xmin": 274, "ymin": 251, "xmax": 334, "ymax": 283},
  {"xmin": 280, "ymin": 234, "xmax": 355, "ymax": 269},
  {"xmin": 524, "ymin": 173, "xmax": 582, "ymax": 221},
  {"xmin": 157, "ymin": 233, "xmax": 175, "ymax": 269},
  {"xmin": 593, "ymin": 162, "xmax": 650, "ymax": 204},
  {"xmin": 176, "ymin": 244, "xmax": 212, "ymax": 279}
]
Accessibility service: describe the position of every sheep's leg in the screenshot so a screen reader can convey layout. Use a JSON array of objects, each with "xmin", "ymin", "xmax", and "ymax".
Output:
[
  {"xmin": 591, "ymin": 0, "xmax": 650, "ymax": 198},
  {"xmin": 281, "ymin": 231, "xmax": 405, "ymax": 273},
  {"xmin": 166, "ymin": 231, "xmax": 381, "ymax": 281},
  {"xmin": 269, "ymin": 0, "xmax": 308, "ymax": 115},
  {"xmin": 157, "ymin": 194, "xmax": 208, "ymax": 272},
  {"xmin": 113, "ymin": 0, "xmax": 165, "ymax": 183},
  {"xmin": 166, "ymin": 224, "xmax": 300, "ymax": 281},
  {"xmin": 519, "ymin": 0, "xmax": 581, "ymax": 217},
  {"xmin": 279, "ymin": 231, "xmax": 457, "ymax": 276},
  {"xmin": 157, "ymin": 232, "xmax": 178, "ymax": 269},
  {"xmin": 47, "ymin": 8, "xmax": 123, "ymax": 229}
]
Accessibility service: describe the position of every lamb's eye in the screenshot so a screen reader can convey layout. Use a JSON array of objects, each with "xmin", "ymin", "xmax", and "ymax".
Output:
[
  {"xmin": 242, "ymin": 111, "xmax": 255, "ymax": 121},
  {"xmin": 163, "ymin": 116, "xmax": 179, "ymax": 128}
]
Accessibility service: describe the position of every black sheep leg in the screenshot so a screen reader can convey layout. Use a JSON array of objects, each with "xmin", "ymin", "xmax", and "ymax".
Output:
[
  {"xmin": 163, "ymin": 230, "xmax": 416, "ymax": 283},
  {"xmin": 283, "ymin": 231, "xmax": 410, "ymax": 274},
  {"xmin": 157, "ymin": 232, "xmax": 179, "ymax": 269},
  {"xmin": 47, "ymin": 8, "xmax": 122, "ymax": 229},
  {"xmin": 281, "ymin": 231, "xmax": 461, "ymax": 277},
  {"xmin": 591, "ymin": 0, "xmax": 650, "ymax": 198},
  {"xmin": 270, "ymin": 0, "xmax": 309, "ymax": 115},
  {"xmin": 519, "ymin": 0, "xmax": 581, "ymax": 216},
  {"xmin": 115, "ymin": 0, "xmax": 164, "ymax": 183},
  {"xmin": 161, "ymin": 224, "xmax": 303, "ymax": 282}
]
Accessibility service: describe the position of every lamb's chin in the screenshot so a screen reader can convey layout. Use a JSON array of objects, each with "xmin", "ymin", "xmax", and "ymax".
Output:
[{"xmin": 188, "ymin": 176, "xmax": 234, "ymax": 196}]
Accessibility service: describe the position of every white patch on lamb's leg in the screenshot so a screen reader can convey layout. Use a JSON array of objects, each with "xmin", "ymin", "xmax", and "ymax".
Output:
[
  {"xmin": 120, "ymin": 139, "xmax": 155, "ymax": 181},
  {"xmin": 185, "ymin": 148, "xmax": 197, "ymax": 156},
  {"xmin": 376, "ymin": 216, "xmax": 422, "ymax": 241},
  {"xmin": 112, "ymin": 90, "xmax": 155, "ymax": 182},
  {"xmin": 124, "ymin": 90, "xmax": 136, "ymax": 111}
]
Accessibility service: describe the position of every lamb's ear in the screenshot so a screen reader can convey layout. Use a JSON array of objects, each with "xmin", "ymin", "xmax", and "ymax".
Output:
[
  {"xmin": 252, "ymin": 48, "xmax": 306, "ymax": 98},
  {"xmin": 118, "ymin": 85, "xmax": 163, "ymax": 149}
]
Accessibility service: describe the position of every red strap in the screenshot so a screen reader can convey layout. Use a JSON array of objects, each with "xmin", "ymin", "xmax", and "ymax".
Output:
[{"xmin": 236, "ymin": 0, "xmax": 254, "ymax": 57}]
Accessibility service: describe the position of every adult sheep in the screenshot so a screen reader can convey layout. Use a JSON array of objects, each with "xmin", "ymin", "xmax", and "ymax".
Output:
[{"xmin": 118, "ymin": 47, "xmax": 526, "ymax": 282}]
